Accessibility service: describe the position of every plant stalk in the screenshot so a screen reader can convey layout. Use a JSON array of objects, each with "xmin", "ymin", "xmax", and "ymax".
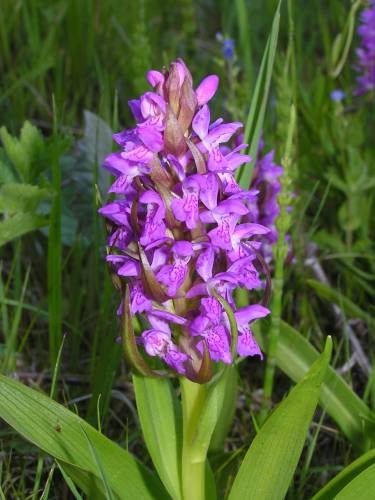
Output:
[{"xmin": 180, "ymin": 378, "xmax": 207, "ymax": 500}]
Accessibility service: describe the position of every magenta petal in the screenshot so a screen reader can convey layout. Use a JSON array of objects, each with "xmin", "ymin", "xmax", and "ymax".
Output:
[
  {"xmin": 205, "ymin": 122, "xmax": 243, "ymax": 149},
  {"xmin": 234, "ymin": 223, "xmax": 271, "ymax": 239},
  {"xmin": 149, "ymin": 309, "xmax": 187, "ymax": 324},
  {"xmin": 98, "ymin": 202, "xmax": 129, "ymax": 225},
  {"xmin": 164, "ymin": 347, "xmax": 189, "ymax": 374},
  {"xmin": 128, "ymin": 99, "xmax": 143, "ymax": 122},
  {"xmin": 102, "ymin": 152, "xmax": 131, "ymax": 176},
  {"xmin": 108, "ymin": 175, "xmax": 134, "ymax": 194},
  {"xmin": 137, "ymin": 124, "xmax": 163, "ymax": 152},
  {"xmin": 196, "ymin": 245, "xmax": 214, "ymax": 281},
  {"xmin": 235, "ymin": 304, "xmax": 270, "ymax": 324},
  {"xmin": 172, "ymin": 240, "xmax": 194, "ymax": 257},
  {"xmin": 186, "ymin": 283, "xmax": 208, "ymax": 298},
  {"xmin": 147, "ymin": 70, "xmax": 165, "ymax": 87},
  {"xmin": 130, "ymin": 282, "xmax": 152, "ymax": 313},
  {"xmin": 214, "ymin": 199, "xmax": 249, "ymax": 216},
  {"xmin": 147, "ymin": 314, "xmax": 171, "ymax": 334},
  {"xmin": 142, "ymin": 329, "xmax": 170, "ymax": 356},
  {"xmin": 237, "ymin": 327, "xmax": 263, "ymax": 358},
  {"xmin": 192, "ymin": 104, "xmax": 210, "ymax": 140},
  {"xmin": 197, "ymin": 173, "xmax": 219, "ymax": 210},
  {"xmin": 118, "ymin": 260, "xmax": 140, "ymax": 277},
  {"xmin": 157, "ymin": 263, "xmax": 188, "ymax": 296},
  {"xmin": 208, "ymin": 148, "xmax": 229, "ymax": 172},
  {"xmin": 195, "ymin": 75, "xmax": 220, "ymax": 106},
  {"xmin": 139, "ymin": 190, "xmax": 165, "ymax": 213},
  {"xmin": 204, "ymin": 324, "xmax": 232, "ymax": 364}
]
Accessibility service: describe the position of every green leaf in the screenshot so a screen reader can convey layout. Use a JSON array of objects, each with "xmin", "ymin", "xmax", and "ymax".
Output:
[
  {"xmin": 0, "ymin": 183, "xmax": 53, "ymax": 214},
  {"xmin": 312, "ymin": 448, "xmax": 375, "ymax": 500},
  {"xmin": 0, "ymin": 213, "xmax": 48, "ymax": 247},
  {"xmin": 81, "ymin": 426, "xmax": 115, "ymax": 500},
  {"xmin": 237, "ymin": 0, "xmax": 281, "ymax": 188},
  {"xmin": 331, "ymin": 462, "xmax": 375, "ymax": 500},
  {"xmin": 133, "ymin": 375, "xmax": 183, "ymax": 500},
  {"xmin": 0, "ymin": 121, "xmax": 44, "ymax": 182},
  {"xmin": 228, "ymin": 337, "xmax": 332, "ymax": 500},
  {"xmin": 255, "ymin": 320, "xmax": 375, "ymax": 450},
  {"xmin": 307, "ymin": 279, "xmax": 375, "ymax": 331},
  {"xmin": 0, "ymin": 374, "xmax": 167, "ymax": 500},
  {"xmin": 0, "ymin": 159, "xmax": 17, "ymax": 184}
]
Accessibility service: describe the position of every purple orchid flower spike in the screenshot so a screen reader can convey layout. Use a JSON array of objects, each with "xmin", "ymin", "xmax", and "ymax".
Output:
[
  {"xmin": 355, "ymin": 1, "xmax": 375, "ymax": 96},
  {"xmin": 99, "ymin": 59, "xmax": 272, "ymax": 382}
]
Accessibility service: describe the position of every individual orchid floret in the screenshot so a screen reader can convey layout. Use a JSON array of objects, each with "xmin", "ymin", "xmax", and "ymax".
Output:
[
  {"xmin": 355, "ymin": 0, "xmax": 375, "ymax": 95},
  {"xmin": 99, "ymin": 59, "xmax": 271, "ymax": 383}
]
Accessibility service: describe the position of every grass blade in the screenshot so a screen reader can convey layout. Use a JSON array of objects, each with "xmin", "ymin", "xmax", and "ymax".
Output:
[
  {"xmin": 81, "ymin": 426, "xmax": 114, "ymax": 500},
  {"xmin": 40, "ymin": 463, "xmax": 56, "ymax": 500},
  {"xmin": 47, "ymin": 100, "xmax": 62, "ymax": 369},
  {"xmin": 312, "ymin": 448, "xmax": 375, "ymax": 500},
  {"xmin": 330, "ymin": 462, "xmax": 375, "ymax": 500},
  {"xmin": 307, "ymin": 279, "xmax": 375, "ymax": 332},
  {"xmin": 57, "ymin": 462, "xmax": 84, "ymax": 500},
  {"xmin": 237, "ymin": 0, "xmax": 281, "ymax": 188}
]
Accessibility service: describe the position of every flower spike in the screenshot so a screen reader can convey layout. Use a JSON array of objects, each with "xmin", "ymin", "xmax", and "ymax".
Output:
[{"xmin": 100, "ymin": 59, "xmax": 271, "ymax": 381}]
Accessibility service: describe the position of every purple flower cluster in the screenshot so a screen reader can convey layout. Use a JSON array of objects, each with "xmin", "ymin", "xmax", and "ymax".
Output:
[
  {"xmin": 251, "ymin": 142, "xmax": 283, "ymax": 263},
  {"xmin": 355, "ymin": 0, "xmax": 375, "ymax": 95},
  {"xmin": 99, "ymin": 59, "xmax": 270, "ymax": 380}
]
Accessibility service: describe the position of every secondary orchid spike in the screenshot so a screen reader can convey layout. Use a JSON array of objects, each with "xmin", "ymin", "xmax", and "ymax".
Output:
[
  {"xmin": 99, "ymin": 59, "xmax": 271, "ymax": 382},
  {"xmin": 355, "ymin": 0, "xmax": 375, "ymax": 95},
  {"xmin": 250, "ymin": 141, "xmax": 283, "ymax": 264}
]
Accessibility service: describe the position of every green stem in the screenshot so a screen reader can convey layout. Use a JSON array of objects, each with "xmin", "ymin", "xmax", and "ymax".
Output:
[
  {"xmin": 180, "ymin": 378, "xmax": 207, "ymax": 500},
  {"xmin": 260, "ymin": 105, "xmax": 296, "ymax": 422}
]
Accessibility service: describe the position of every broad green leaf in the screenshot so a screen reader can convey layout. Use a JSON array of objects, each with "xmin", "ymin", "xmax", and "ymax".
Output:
[
  {"xmin": 312, "ymin": 448, "xmax": 375, "ymax": 499},
  {"xmin": 228, "ymin": 337, "xmax": 332, "ymax": 500},
  {"xmin": 307, "ymin": 279, "xmax": 375, "ymax": 331},
  {"xmin": 331, "ymin": 462, "xmax": 375, "ymax": 500},
  {"xmin": 0, "ymin": 213, "xmax": 48, "ymax": 247},
  {"xmin": 133, "ymin": 375, "xmax": 183, "ymax": 500},
  {"xmin": 0, "ymin": 374, "xmax": 167, "ymax": 500},
  {"xmin": 237, "ymin": 0, "xmax": 281, "ymax": 188},
  {"xmin": 82, "ymin": 426, "xmax": 115, "ymax": 500},
  {"xmin": 255, "ymin": 320, "xmax": 375, "ymax": 451},
  {"xmin": 0, "ymin": 183, "xmax": 53, "ymax": 214}
]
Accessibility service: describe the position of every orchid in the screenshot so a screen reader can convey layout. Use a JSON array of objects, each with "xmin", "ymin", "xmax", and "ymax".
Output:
[
  {"xmin": 355, "ymin": 0, "xmax": 375, "ymax": 95},
  {"xmin": 250, "ymin": 140, "xmax": 284, "ymax": 263},
  {"xmin": 99, "ymin": 59, "xmax": 271, "ymax": 382}
]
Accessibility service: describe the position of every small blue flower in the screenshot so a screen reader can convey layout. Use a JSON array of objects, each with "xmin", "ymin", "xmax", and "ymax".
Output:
[
  {"xmin": 223, "ymin": 38, "xmax": 235, "ymax": 60},
  {"xmin": 330, "ymin": 89, "xmax": 346, "ymax": 102}
]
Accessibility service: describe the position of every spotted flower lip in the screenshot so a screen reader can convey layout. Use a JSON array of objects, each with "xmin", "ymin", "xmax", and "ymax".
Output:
[{"xmin": 99, "ymin": 58, "xmax": 272, "ymax": 382}]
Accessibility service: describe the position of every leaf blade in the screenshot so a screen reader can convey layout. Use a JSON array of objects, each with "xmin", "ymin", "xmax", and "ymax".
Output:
[
  {"xmin": 0, "ymin": 374, "xmax": 167, "ymax": 500},
  {"xmin": 133, "ymin": 375, "xmax": 183, "ymax": 500},
  {"xmin": 228, "ymin": 337, "xmax": 332, "ymax": 500},
  {"xmin": 255, "ymin": 320, "xmax": 375, "ymax": 450}
]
